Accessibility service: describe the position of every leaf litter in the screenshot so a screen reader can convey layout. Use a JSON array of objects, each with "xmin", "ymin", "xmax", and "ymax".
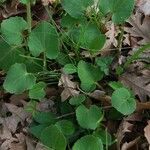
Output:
[{"xmin": 0, "ymin": 0, "xmax": 150, "ymax": 149}]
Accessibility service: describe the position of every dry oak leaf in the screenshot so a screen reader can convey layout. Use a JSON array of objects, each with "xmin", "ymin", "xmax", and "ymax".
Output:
[
  {"xmin": 0, "ymin": 103, "xmax": 30, "ymax": 133},
  {"xmin": 125, "ymin": 12, "xmax": 150, "ymax": 45},
  {"xmin": 120, "ymin": 72, "xmax": 150, "ymax": 101}
]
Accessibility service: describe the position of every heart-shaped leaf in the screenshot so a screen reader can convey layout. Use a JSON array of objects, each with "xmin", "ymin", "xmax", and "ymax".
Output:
[
  {"xmin": 78, "ymin": 60, "xmax": 103, "ymax": 92},
  {"xmin": 62, "ymin": 0, "xmax": 94, "ymax": 18},
  {"xmin": 70, "ymin": 24, "xmax": 106, "ymax": 52},
  {"xmin": 108, "ymin": 0, "xmax": 135, "ymax": 24},
  {"xmin": 29, "ymin": 82, "xmax": 46, "ymax": 100},
  {"xmin": 3, "ymin": 63, "xmax": 36, "ymax": 94},
  {"xmin": 28, "ymin": 21, "xmax": 59, "ymax": 59},
  {"xmin": 63, "ymin": 64, "xmax": 77, "ymax": 74},
  {"xmin": 40, "ymin": 125, "xmax": 67, "ymax": 150},
  {"xmin": 73, "ymin": 135, "xmax": 103, "ymax": 150},
  {"xmin": 111, "ymin": 87, "xmax": 136, "ymax": 115},
  {"xmin": 0, "ymin": 41, "xmax": 25, "ymax": 71},
  {"xmin": 96, "ymin": 56, "xmax": 113, "ymax": 75},
  {"xmin": 1, "ymin": 17, "xmax": 27, "ymax": 45},
  {"xmin": 76, "ymin": 105, "xmax": 103, "ymax": 130}
]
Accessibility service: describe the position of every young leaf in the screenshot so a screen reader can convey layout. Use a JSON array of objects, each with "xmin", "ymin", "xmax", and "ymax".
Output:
[
  {"xmin": 40, "ymin": 125, "xmax": 67, "ymax": 150},
  {"xmin": 29, "ymin": 82, "xmax": 46, "ymax": 100},
  {"xmin": 0, "ymin": 41, "xmax": 25, "ymax": 71},
  {"xmin": 33, "ymin": 111, "xmax": 56, "ymax": 124},
  {"xmin": 1, "ymin": 17, "xmax": 27, "ymax": 45},
  {"xmin": 3, "ymin": 63, "xmax": 36, "ymax": 94},
  {"xmin": 69, "ymin": 94, "xmax": 86, "ymax": 106},
  {"xmin": 108, "ymin": 0, "xmax": 135, "ymax": 24},
  {"xmin": 28, "ymin": 21, "xmax": 59, "ymax": 59},
  {"xmin": 76, "ymin": 105, "xmax": 103, "ymax": 130},
  {"xmin": 63, "ymin": 64, "xmax": 77, "ymax": 74},
  {"xmin": 96, "ymin": 56, "xmax": 113, "ymax": 75},
  {"xmin": 70, "ymin": 24, "xmax": 106, "ymax": 52},
  {"xmin": 62, "ymin": 0, "xmax": 94, "ymax": 18},
  {"xmin": 73, "ymin": 135, "xmax": 103, "ymax": 150},
  {"xmin": 111, "ymin": 88, "xmax": 136, "ymax": 115},
  {"xmin": 78, "ymin": 60, "xmax": 103, "ymax": 92},
  {"xmin": 55, "ymin": 120, "xmax": 75, "ymax": 136}
]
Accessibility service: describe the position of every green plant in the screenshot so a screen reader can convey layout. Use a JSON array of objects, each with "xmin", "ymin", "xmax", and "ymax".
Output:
[{"xmin": 0, "ymin": 0, "xmax": 142, "ymax": 149}]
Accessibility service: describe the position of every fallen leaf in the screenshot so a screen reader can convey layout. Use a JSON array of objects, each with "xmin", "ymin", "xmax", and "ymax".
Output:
[
  {"xmin": 117, "ymin": 119, "xmax": 134, "ymax": 150},
  {"xmin": 125, "ymin": 12, "xmax": 150, "ymax": 45},
  {"xmin": 120, "ymin": 72, "xmax": 150, "ymax": 101},
  {"xmin": 136, "ymin": 0, "xmax": 150, "ymax": 16},
  {"xmin": 0, "ymin": 103, "xmax": 30, "ymax": 133},
  {"xmin": 121, "ymin": 137, "xmax": 140, "ymax": 150},
  {"xmin": 58, "ymin": 73, "xmax": 79, "ymax": 101}
]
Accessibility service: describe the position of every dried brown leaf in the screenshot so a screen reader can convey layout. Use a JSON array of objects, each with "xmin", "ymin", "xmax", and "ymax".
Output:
[
  {"xmin": 136, "ymin": 0, "xmax": 150, "ymax": 16},
  {"xmin": 144, "ymin": 121, "xmax": 150, "ymax": 144},
  {"xmin": 120, "ymin": 72, "xmax": 150, "ymax": 101},
  {"xmin": 59, "ymin": 74, "xmax": 79, "ymax": 101},
  {"xmin": 125, "ymin": 12, "xmax": 150, "ymax": 45}
]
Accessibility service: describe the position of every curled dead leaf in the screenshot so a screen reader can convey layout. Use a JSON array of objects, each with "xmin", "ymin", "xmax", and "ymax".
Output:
[{"xmin": 58, "ymin": 73, "xmax": 79, "ymax": 101}]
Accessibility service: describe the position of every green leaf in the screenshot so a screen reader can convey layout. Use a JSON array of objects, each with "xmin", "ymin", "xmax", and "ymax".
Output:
[
  {"xmin": 40, "ymin": 125, "xmax": 67, "ymax": 150},
  {"xmin": 33, "ymin": 111, "xmax": 56, "ymax": 124},
  {"xmin": 56, "ymin": 52, "xmax": 71, "ymax": 65},
  {"xmin": 63, "ymin": 64, "xmax": 77, "ymax": 74},
  {"xmin": 55, "ymin": 120, "xmax": 75, "ymax": 136},
  {"xmin": 73, "ymin": 135, "xmax": 103, "ymax": 150},
  {"xmin": 0, "ymin": 41, "xmax": 25, "ymax": 71},
  {"xmin": 93, "ymin": 129, "xmax": 112, "ymax": 146},
  {"xmin": 20, "ymin": 0, "xmax": 30, "ymax": 4},
  {"xmin": 61, "ymin": 14, "xmax": 80, "ymax": 28},
  {"xmin": 1, "ymin": 17, "xmax": 27, "ymax": 45},
  {"xmin": 25, "ymin": 58, "xmax": 43, "ymax": 73},
  {"xmin": 3, "ymin": 63, "xmax": 36, "ymax": 94},
  {"xmin": 77, "ymin": 60, "xmax": 103, "ymax": 92},
  {"xmin": 29, "ymin": 82, "xmax": 46, "ymax": 100},
  {"xmin": 29, "ymin": 124, "xmax": 48, "ymax": 139},
  {"xmin": 69, "ymin": 94, "xmax": 86, "ymax": 106},
  {"xmin": 62, "ymin": 0, "xmax": 94, "ymax": 18},
  {"xmin": 99, "ymin": 0, "xmax": 110, "ymax": 15},
  {"xmin": 96, "ymin": 56, "xmax": 113, "ymax": 75},
  {"xmin": 28, "ymin": 21, "xmax": 59, "ymax": 59},
  {"xmin": 109, "ymin": 81, "xmax": 123, "ymax": 90},
  {"xmin": 76, "ymin": 105, "xmax": 103, "ymax": 130},
  {"xmin": 70, "ymin": 24, "xmax": 106, "ymax": 52},
  {"xmin": 111, "ymin": 88, "xmax": 136, "ymax": 115},
  {"xmin": 108, "ymin": 0, "xmax": 135, "ymax": 24}
]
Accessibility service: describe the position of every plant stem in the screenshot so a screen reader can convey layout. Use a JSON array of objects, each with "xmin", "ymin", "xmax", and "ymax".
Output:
[
  {"xmin": 124, "ymin": 43, "xmax": 150, "ymax": 68},
  {"xmin": 26, "ymin": 1, "xmax": 32, "ymax": 33},
  {"xmin": 43, "ymin": 52, "xmax": 47, "ymax": 70},
  {"xmin": 117, "ymin": 25, "xmax": 124, "ymax": 59}
]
